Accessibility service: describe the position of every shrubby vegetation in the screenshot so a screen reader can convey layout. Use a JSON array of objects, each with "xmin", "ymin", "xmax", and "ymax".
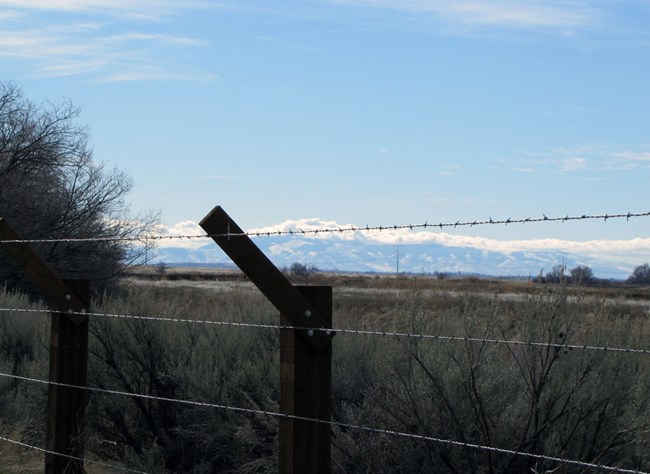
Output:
[
  {"xmin": 1, "ymin": 278, "xmax": 649, "ymax": 473},
  {"xmin": 536, "ymin": 263, "xmax": 650, "ymax": 287},
  {"xmin": 539, "ymin": 264, "xmax": 595, "ymax": 285},
  {"xmin": 332, "ymin": 289, "xmax": 650, "ymax": 473},
  {"xmin": 0, "ymin": 82, "xmax": 156, "ymax": 292},
  {"xmin": 628, "ymin": 263, "xmax": 650, "ymax": 284}
]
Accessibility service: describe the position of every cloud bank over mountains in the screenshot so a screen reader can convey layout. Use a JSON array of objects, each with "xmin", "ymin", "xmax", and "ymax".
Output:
[{"xmin": 150, "ymin": 218, "xmax": 650, "ymax": 279}]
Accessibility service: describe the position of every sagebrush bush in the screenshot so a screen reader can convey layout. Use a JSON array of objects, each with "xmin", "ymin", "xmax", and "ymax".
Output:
[
  {"xmin": 331, "ymin": 289, "xmax": 650, "ymax": 473},
  {"xmin": 0, "ymin": 282, "xmax": 649, "ymax": 473},
  {"xmin": 0, "ymin": 289, "xmax": 49, "ymax": 442}
]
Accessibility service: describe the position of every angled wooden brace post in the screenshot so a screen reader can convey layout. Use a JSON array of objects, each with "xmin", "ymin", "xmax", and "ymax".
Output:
[
  {"xmin": 0, "ymin": 217, "xmax": 90, "ymax": 474},
  {"xmin": 200, "ymin": 206, "xmax": 333, "ymax": 474}
]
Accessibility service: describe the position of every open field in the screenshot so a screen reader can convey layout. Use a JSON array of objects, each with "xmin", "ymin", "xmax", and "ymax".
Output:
[
  {"xmin": 129, "ymin": 264, "xmax": 650, "ymax": 294},
  {"xmin": 126, "ymin": 265, "xmax": 650, "ymax": 313},
  {"xmin": 1, "ymin": 270, "xmax": 649, "ymax": 472}
]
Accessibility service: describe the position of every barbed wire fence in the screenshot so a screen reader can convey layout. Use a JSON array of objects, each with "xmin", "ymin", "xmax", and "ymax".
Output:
[
  {"xmin": 0, "ymin": 210, "xmax": 648, "ymax": 244},
  {"xmin": 1, "ymin": 370, "xmax": 647, "ymax": 474},
  {"xmin": 0, "ymin": 307, "xmax": 649, "ymax": 355},
  {"xmin": 1, "ymin": 208, "xmax": 649, "ymax": 473},
  {"xmin": 1, "ymin": 300, "xmax": 648, "ymax": 471}
]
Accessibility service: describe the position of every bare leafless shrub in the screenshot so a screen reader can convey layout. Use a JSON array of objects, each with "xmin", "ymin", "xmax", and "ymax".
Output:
[
  {"xmin": 86, "ymin": 285, "xmax": 280, "ymax": 473},
  {"xmin": 331, "ymin": 289, "xmax": 650, "ymax": 473},
  {"xmin": 1, "ymin": 282, "xmax": 649, "ymax": 473},
  {"xmin": 0, "ymin": 289, "xmax": 49, "ymax": 439}
]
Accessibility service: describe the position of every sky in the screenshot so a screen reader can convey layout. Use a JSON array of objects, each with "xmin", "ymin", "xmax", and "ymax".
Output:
[{"xmin": 1, "ymin": 0, "xmax": 650, "ymax": 271}]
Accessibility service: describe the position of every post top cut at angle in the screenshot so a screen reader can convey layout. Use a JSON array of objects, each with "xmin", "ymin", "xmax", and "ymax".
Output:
[
  {"xmin": 0, "ymin": 217, "xmax": 87, "ymax": 325},
  {"xmin": 200, "ymin": 206, "xmax": 333, "ymax": 351}
]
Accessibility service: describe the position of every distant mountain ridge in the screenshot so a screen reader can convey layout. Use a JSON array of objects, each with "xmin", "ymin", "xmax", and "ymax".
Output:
[{"xmin": 149, "ymin": 234, "xmax": 632, "ymax": 280}]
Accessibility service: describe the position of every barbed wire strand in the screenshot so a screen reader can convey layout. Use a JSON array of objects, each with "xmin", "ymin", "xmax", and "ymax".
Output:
[
  {"xmin": 1, "ymin": 211, "xmax": 649, "ymax": 244},
  {"xmin": 0, "ymin": 434, "xmax": 147, "ymax": 474},
  {"xmin": 0, "ymin": 372, "xmax": 645, "ymax": 474},
  {"xmin": 1, "ymin": 307, "xmax": 649, "ymax": 355}
]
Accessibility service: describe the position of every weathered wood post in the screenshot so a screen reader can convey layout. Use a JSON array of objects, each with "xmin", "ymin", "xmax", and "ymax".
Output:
[
  {"xmin": 200, "ymin": 206, "xmax": 333, "ymax": 474},
  {"xmin": 280, "ymin": 285, "xmax": 332, "ymax": 473},
  {"xmin": 0, "ymin": 218, "xmax": 90, "ymax": 474},
  {"xmin": 46, "ymin": 278, "xmax": 90, "ymax": 474}
]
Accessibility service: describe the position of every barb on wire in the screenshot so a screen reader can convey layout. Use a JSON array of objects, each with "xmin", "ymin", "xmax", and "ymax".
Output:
[
  {"xmin": 1, "ymin": 307, "xmax": 649, "ymax": 355},
  {"xmin": 0, "ymin": 434, "xmax": 147, "ymax": 474},
  {"xmin": 0, "ymin": 210, "xmax": 648, "ymax": 244},
  {"xmin": 0, "ymin": 371, "xmax": 645, "ymax": 474}
]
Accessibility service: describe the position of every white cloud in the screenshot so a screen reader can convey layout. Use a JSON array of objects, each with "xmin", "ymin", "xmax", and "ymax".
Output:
[
  {"xmin": 0, "ymin": 10, "xmax": 22, "ymax": 20},
  {"xmin": 0, "ymin": 22, "xmax": 213, "ymax": 82},
  {"xmin": 507, "ymin": 145, "xmax": 650, "ymax": 174},
  {"xmin": 155, "ymin": 217, "xmax": 650, "ymax": 270},
  {"xmin": 99, "ymin": 33, "xmax": 203, "ymax": 46},
  {"xmin": 154, "ymin": 220, "xmax": 210, "ymax": 249},
  {"xmin": 332, "ymin": 0, "xmax": 597, "ymax": 29},
  {"xmin": 0, "ymin": 2, "xmax": 214, "ymax": 82},
  {"xmin": 613, "ymin": 151, "xmax": 650, "ymax": 162},
  {"xmin": 250, "ymin": 218, "xmax": 360, "ymax": 240},
  {"xmin": 560, "ymin": 156, "xmax": 587, "ymax": 172},
  {"xmin": 0, "ymin": 0, "xmax": 184, "ymax": 16},
  {"xmin": 194, "ymin": 175, "xmax": 243, "ymax": 180}
]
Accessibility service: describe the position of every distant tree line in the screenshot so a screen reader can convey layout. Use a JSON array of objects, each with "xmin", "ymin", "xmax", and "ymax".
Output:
[
  {"xmin": 535, "ymin": 263, "xmax": 650, "ymax": 285},
  {"xmin": 287, "ymin": 262, "xmax": 319, "ymax": 284},
  {"xmin": 627, "ymin": 263, "xmax": 650, "ymax": 284}
]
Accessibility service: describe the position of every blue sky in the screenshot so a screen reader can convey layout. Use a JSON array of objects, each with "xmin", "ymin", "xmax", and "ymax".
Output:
[{"xmin": 1, "ymin": 1, "xmax": 650, "ymax": 264}]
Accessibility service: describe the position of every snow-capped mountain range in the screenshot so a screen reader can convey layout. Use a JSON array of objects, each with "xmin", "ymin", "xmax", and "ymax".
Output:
[{"xmin": 147, "ymin": 219, "xmax": 650, "ymax": 280}]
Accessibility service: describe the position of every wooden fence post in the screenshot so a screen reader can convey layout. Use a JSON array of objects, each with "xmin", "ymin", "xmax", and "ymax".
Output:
[
  {"xmin": 0, "ymin": 218, "xmax": 90, "ymax": 473},
  {"xmin": 200, "ymin": 206, "xmax": 334, "ymax": 474},
  {"xmin": 199, "ymin": 207, "xmax": 333, "ymax": 352},
  {"xmin": 280, "ymin": 285, "xmax": 332, "ymax": 474},
  {"xmin": 45, "ymin": 279, "xmax": 90, "ymax": 474}
]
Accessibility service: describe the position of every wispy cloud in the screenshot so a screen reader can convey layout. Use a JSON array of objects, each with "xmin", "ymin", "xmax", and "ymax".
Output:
[
  {"xmin": 194, "ymin": 175, "xmax": 244, "ymax": 180},
  {"xmin": 0, "ymin": 2, "xmax": 215, "ymax": 82},
  {"xmin": 331, "ymin": 0, "xmax": 598, "ymax": 30},
  {"xmin": 100, "ymin": 33, "xmax": 203, "ymax": 46},
  {"xmin": 0, "ymin": 28, "xmax": 214, "ymax": 82},
  {"xmin": 516, "ymin": 146, "xmax": 596, "ymax": 173},
  {"xmin": 0, "ymin": 10, "xmax": 23, "ymax": 20},
  {"xmin": 435, "ymin": 163, "xmax": 461, "ymax": 176},
  {"xmin": 612, "ymin": 151, "xmax": 650, "ymax": 162},
  {"xmin": 559, "ymin": 156, "xmax": 587, "ymax": 172},
  {"xmin": 507, "ymin": 145, "xmax": 650, "ymax": 174},
  {"xmin": 0, "ymin": 0, "xmax": 187, "ymax": 18},
  {"xmin": 600, "ymin": 150, "xmax": 650, "ymax": 171}
]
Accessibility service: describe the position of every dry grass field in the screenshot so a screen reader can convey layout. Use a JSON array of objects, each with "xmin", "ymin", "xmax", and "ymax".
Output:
[{"xmin": 1, "ymin": 268, "xmax": 649, "ymax": 472}]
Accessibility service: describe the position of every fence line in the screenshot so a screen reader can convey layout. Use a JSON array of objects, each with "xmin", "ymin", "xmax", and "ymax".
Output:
[
  {"xmin": 0, "ymin": 371, "xmax": 645, "ymax": 474},
  {"xmin": 0, "ymin": 433, "xmax": 147, "ymax": 474},
  {"xmin": 1, "ymin": 306, "xmax": 648, "ymax": 355},
  {"xmin": 2, "ymin": 209, "xmax": 649, "ymax": 473},
  {"xmin": 0, "ymin": 210, "xmax": 649, "ymax": 244}
]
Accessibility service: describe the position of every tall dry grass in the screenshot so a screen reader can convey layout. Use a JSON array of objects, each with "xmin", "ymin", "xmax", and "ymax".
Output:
[{"xmin": 0, "ymin": 279, "xmax": 648, "ymax": 472}]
